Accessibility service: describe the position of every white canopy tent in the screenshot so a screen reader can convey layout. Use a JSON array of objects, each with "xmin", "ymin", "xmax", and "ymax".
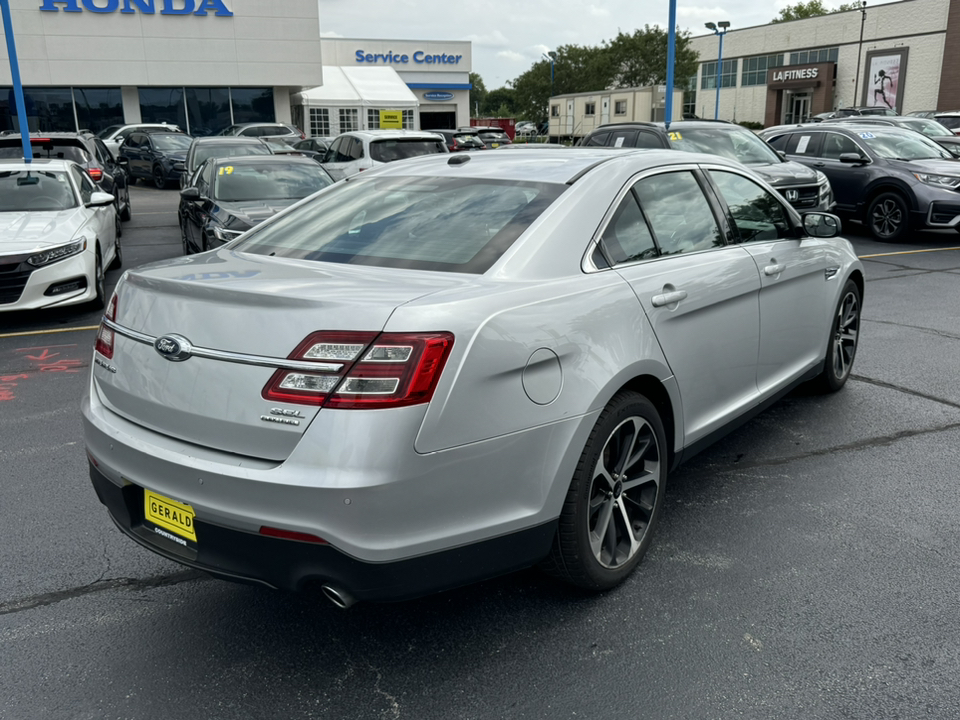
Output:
[{"xmin": 291, "ymin": 67, "xmax": 420, "ymax": 138}]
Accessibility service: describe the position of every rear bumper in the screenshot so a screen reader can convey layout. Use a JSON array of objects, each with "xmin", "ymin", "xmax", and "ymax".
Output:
[{"xmin": 89, "ymin": 462, "xmax": 556, "ymax": 601}]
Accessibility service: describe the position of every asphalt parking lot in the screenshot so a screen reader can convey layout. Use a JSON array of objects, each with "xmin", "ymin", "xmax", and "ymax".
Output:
[{"xmin": 3, "ymin": 185, "xmax": 960, "ymax": 719}]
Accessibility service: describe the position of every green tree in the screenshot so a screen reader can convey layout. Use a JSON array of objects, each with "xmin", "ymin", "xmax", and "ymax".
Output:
[
  {"xmin": 481, "ymin": 87, "xmax": 517, "ymax": 116},
  {"xmin": 604, "ymin": 25, "xmax": 699, "ymax": 88},
  {"xmin": 771, "ymin": 0, "xmax": 855, "ymax": 22},
  {"xmin": 511, "ymin": 43, "xmax": 613, "ymax": 121},
  {"xmin": 469, "ymin": 72, "xmax": 487, "ymax": 117}
]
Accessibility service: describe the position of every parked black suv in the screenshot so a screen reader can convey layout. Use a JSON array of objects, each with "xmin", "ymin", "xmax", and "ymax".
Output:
[
  {"xmin": 0, "ymin": 131, "xmax": 131, "ymax": 220},
  {"xmin": 120, "ymin": 130, "xmax": 193, "ymax": 189},
  {"xmin": 761, "ymin": 123, "xmax": 960, "ymax": 241},
  {"xmin": 579, "ymin": 121, "xmax": 835, "ymax": 213}
]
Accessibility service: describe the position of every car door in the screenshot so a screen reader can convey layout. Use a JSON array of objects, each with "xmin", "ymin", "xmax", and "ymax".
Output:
[
  {"xmin": 182, "ymin": 161, "xmax": 215, "ymax": 253},
  {"xmin": 705, "ymin": 167, "xmax": 829, "ymax": 393},
  {"xmin": 604, "ymin": 167, "xmax": 763, "ymax": 443}
]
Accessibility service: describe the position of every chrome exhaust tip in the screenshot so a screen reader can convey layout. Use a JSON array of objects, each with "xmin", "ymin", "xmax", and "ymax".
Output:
[{"xmin": 321, "ymin": 584, "xmax": 356, "ymax": 609}]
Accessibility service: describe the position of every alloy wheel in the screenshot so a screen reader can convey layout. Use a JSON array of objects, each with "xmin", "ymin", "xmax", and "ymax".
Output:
[
  {"xmin": 871, "ymin": 198, "xmax": 903, "ymax": 238},
  {"xmin": 153, "ymin": 166, "xmax": 166, "ymax": 189},
  {"xmin": 832, "ymin": 290, "xmax": 860, "ymax": 380},
  {"xmin": 588, "ymin": 416, "xmax": 661, "ymax": 569}
]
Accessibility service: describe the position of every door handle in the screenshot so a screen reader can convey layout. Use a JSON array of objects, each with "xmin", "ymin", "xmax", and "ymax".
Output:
[
  {"xmin": 764, "ymin": 263, "xmax": 785, "ymax": 276},
  {"xmin": 651, "ymin": 290, "xmax": 687, "ymax": 307},
  {"xmin": 814, "ymin": 162, "xmax": 825, "ymax": 168}
]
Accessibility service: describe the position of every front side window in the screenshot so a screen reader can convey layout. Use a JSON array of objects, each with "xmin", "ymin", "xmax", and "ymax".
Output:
[
  {"xmin": 69, "ymin": 166, "xmax": 95, "ymax": 204},
  {"xmin": 709, "ymin": 170, "xmax": 792, "ymax": 243},
  {"xmin": 231, "ymin": 176, "xmax": 566, "ymax": 274},
  {"xmin": 820, "ymin": 133, "xmax": 862, "ymax": 160},
  {"xmin": 632, "ymin": 171, "xmax": 724, "ymax": 255}
]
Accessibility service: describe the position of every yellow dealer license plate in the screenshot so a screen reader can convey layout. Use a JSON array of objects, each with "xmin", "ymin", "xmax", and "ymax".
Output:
[
  {"xmin": 490, "ymin": 142, "xmax": 500, "ymax": 148},
  {"xmin": 144, "ymin": 489, "xmax": 197, "ymax": 543}
]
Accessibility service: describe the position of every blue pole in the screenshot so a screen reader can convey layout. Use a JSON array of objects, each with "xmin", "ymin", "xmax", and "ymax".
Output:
[
  {"xmin": 1, "ymin": 0, "xmax": 32, "ymax": 162},
  {"xmin": 714, "ymin": 31, "xmax": 724, "ymax": 120},
  {"xmin": 665, "ymin": 0, "xmax": 677, "ymax": 129}
]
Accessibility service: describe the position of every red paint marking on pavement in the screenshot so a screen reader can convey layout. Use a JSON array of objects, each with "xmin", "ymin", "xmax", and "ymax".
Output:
[
  {"xmin": 14, "ymin": 344, "xmax": 78, "ymax": 352},
  {"xmin": 0, "ymin": 374, "xmax": 29, "ymax": 402}
]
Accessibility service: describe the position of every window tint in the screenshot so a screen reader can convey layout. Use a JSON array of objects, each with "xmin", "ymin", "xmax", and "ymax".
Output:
[
  {"xmin": 600, "ymin": 191, "xmax": 658, "ymax": 264},
  {"xmin": 231, "ymin": 176, "xmax": 566, "ymax": 274},
  {"xmin": 765, "ymin": 134, "xmax": 789, "ymax": 151},
  {"xmin": 709, "ymin": 170, "xmax": 792, "ymax": 243},
  {"xmin": 785, "ymin": 133, "xmax": 822, "ymax": 157},
  {"xmin": 634, "ymin": 131, "xmax": 664, "ymax": 149},
  {"xmin": 821, "ymin": 133, "xmax": 861, "ymax": 160},
  {"xmin": 347, "ymin": 137, "xmax": 364, "ymax": 161},
  {"xmin": 213, "ymin": 162, "xmax": 333, "ymax": 201},
  {"xmin": 632, "ymin": 171, "xmax": 723, "ymax": 255},
  {"xmin": 584, "ymin": 132, "xmax": 610, "ymax": 147},
  {"xmin": 608, "ymin": 130, "xmax": 637, "ymax": 148},
  {"xmin": 70, "ymin": 166, "xmax": 95, "ymax": 204},
  {"xmin": 370, "ymin": 139, "xmax": 445, "ymax": 162}
]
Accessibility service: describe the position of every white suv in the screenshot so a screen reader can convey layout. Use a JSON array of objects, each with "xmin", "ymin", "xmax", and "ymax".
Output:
[{"xmin": 320, "ymin": 130, "xmax": 447, "ymax": 180}]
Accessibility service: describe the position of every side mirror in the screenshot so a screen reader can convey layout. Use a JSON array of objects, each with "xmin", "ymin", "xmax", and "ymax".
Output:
[
  {"xmin": 776, "ymin": 150, "xmax": 787, "ymax": 160},
  {"xmin": 87, "ymin": 191, "xmax": 115, "ymax": 207},
  {"xmin": 173, "ymin": 162, "xmax": 186, "ymax": 172},
  {"xmin": 839, "ymin": 152, "xmax": 868, "ymax": 164},
  {"xmin": 802, "ymin": 212, "xmax": 842, "ymax": 238},
  {"xmin": 180, "ymin": 187, "xmax": 201, "ymax": 200}
]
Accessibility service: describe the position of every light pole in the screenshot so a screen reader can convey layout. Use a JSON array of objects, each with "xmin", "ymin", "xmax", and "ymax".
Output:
[
  {"xmin": 1, "ymin": 0, "xmax": 33, "ymax": 162},
  {"xmin": 852, "ymin": 2, "xmax": 867, "ymax": 106},
  {"xmin": 705, "ymin": 21, "xmax": 730, "ymax": 120},
  {"xmin": 542, "ymin": 51, "xmax": 557, "ymax": 95}
]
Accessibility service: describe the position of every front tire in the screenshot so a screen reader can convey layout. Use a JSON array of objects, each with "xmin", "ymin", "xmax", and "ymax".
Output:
[
  {"xmin": 90, "ymin": 246, "xmax": 105, "ymax": 310},
  {"xmin": 543, "ymin": 391, "xmax": 667, "ymax": 590},
  {"xmin": 153, "ymin": 165, "xmax": 167, "ymax": 189},
  {"xmin": 120, "ymin": 182, "xmax": 132, "ymax": 221},
  {"xmin": 109, "ymin": 215, "xmax": 123, "ymax": 270},
  {"xmin": 867, "ymin": 192, "xmax": 910, "ymax": 242},
  {"xmin": 812, "ymin": 279, "xmax": 861, "ymax": 393}
]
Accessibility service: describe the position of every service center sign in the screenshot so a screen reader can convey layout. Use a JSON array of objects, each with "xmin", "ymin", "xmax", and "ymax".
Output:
[
  {"xmin": 355, "ymin": 50, "xmax": 463, "ymax": 65},
  {"xmin": 39, "ymin": 0, "xmax": 232, "ymax": 15}
]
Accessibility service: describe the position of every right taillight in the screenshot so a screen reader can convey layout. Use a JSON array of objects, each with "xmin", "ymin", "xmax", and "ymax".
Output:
[
  {"xmin": 262, "ymin": 331, "xmax": 454, "ymax": 409},
  {"xmin": 95, "ymin": 292, "xmax": 118, "ymax": 359}
]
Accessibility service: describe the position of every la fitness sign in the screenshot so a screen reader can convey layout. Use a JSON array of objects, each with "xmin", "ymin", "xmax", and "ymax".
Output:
[
  {"xmin": 771, "ymin": 67, "xmax": 819, "ymax": 82},
  {"xmin": 39, "ymin": 0, "xmax": 232, "ymax": 15}
]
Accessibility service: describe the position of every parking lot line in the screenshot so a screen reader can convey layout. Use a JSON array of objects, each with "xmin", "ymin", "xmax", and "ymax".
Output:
[
  {"xmin": 0, "ymin": 326, "xmax": 98, "ymax": 340},
  {"xmin": 859, "ymin": 246, "xmax": 960, "ymax": 259}
]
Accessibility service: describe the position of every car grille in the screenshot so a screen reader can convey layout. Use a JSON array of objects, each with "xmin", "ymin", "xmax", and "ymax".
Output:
[
  {"xmin": 0, "ymin": 259, "xmax": 34, "ymax": 305},
  {"xmin": 778, "ymin": 184, "xmax": 820, "ymax": 209}
]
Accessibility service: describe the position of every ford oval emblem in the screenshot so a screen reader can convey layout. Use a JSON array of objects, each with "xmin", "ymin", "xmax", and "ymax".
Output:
[{"xmin": 154, "ymin": 334, "xmax": 193, "ymax": 362}]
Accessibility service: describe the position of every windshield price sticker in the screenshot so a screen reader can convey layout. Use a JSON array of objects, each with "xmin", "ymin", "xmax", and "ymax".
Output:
[
  {"xmin": 668, "ymin": 132, "xmax": 682, "ymax": 141},
  {"xmin": 797, "ymin": 136, "xmax": 811, "ymax": 153},
  {"xmin": 218, "ymin": 166, "xmax": 235, "ymax": 176},
  {"xmin": 858, "ymin": 132, "xmax": 876, "ymax": 139}
]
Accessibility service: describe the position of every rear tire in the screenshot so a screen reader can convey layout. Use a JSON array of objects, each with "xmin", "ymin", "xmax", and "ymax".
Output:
[
  {"xmin": 120, "ymin": 182, "xmax": 132, "ymax": 221},
  {"xmin": 90, "ymin": 247, "xmax": 105, "ymax": 310},
  {"xmin": 812, "ymin": 279, "xmax": 861, "ymax": 393},
  {"xmin": 542, "ymin": 391, "xmax": 667, "ymax": 591},
  {"xmin": 109, "ymin": 215, "xmax": 123, "ymax": 270}
]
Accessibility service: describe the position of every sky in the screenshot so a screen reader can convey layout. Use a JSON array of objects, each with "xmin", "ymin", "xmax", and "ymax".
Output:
[{"xmin": 318, "ymin": 0, "xmax": 899, "ymax": 89}]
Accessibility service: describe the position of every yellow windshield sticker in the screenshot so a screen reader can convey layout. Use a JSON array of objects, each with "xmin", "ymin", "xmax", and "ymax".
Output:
[{"xmin": 668, "ymin": 132, "xmax": 682, "ymax": 141}]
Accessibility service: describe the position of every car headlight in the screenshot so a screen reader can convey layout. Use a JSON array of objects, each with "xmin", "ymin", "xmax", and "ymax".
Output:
[
  {"xmin": 914, "ymin": 172, "xmax": 960, "ymax": 189},
  {"xmin": 212, "ymin": 226, "xmax": 246, "ymax": 242},
  {"xmin": 27, "ymin": 239, "xmax": 87, "ymax": 267},
  {"xmin": 815, "ymin": 170, "xmax": 831, "ymax": 196}
]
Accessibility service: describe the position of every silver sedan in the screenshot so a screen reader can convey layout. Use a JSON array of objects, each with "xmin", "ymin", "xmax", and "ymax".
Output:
[{"xmin": 82, "ymin": 148, "xmax": 863, "ymax": 606}]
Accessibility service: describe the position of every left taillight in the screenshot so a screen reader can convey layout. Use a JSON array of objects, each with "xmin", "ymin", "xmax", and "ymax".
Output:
[
  {"xmin": 262, "ymin": 331, "xmax": 455, "ymax": 409},
  {"xmin": 95, "ymin": 292, "xmax": 118, "ymax": 359}
]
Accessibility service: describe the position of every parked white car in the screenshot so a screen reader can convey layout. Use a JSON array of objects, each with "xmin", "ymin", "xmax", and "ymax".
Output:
[
  {"xmin": 320, "ymin": 130, "xmax": 447, "ymax": 180},
  {"xmin": 0, "ymin": 159, "xmax": 120, "ymax": 311},
  {"xmin": 97, "ymin": 123, "xmax": 183, "ymax": 157}
]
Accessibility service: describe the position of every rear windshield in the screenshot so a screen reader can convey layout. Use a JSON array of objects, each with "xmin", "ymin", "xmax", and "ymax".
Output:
[
  {"xmin": 151, "ymin": 134, "xmax": 192, "ymax": 151},
  {"xmin": 902, "ymin": 118, "xmax": 953, "ymax": 137},
  {"xmin": 369, "ymin": 139, "xmax": 446, "ymax": 163},
  {"xmin": 213, "ymin": 162, "xmax": 333, "ymax": 201},
  {"xmin": 192, "ymin": 142, "xmax": 271, "ymax": 169},
  {"xmin": 479, "ymin": 131, "xmax": 508, "ymax": 140},
  {"xmin": 231, "ymin": 175, "xmax": 565, "ymax": 273},
  {"xmin": 0, "ymin": 141, "xmax": 90, "ymax": 163},
  {"xmin": 936, "ymin": 116, "xmax": 960, "ymax": 131},
  {"xmin": 669, "ymin": 127, "xmax": 781, "ymax": 165},
  {"xmin": 0, "ymin": 170, "xmax": 78, "ymax": 212}
]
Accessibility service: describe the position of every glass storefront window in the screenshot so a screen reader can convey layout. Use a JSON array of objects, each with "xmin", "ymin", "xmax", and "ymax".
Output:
[
  {"xmin": 185, "ymin": 87, "xmax": 231, "ymax": 136},
  {"xmin": 74, "ymin": 88, "xmax": 124, "ymax": 134},
  {"xmin": 230, "ymin": 88, "xmax": 275, "ymax": 125},
  {"xmin": 3, "ymin": 88, "xmax": 75, "ymax": 132},
  {"xmin": 139, "ymin": 87, "xmax": 187, "ymax": 128}
]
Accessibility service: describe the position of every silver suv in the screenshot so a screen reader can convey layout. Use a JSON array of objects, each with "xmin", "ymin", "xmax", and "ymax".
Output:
[{"xmin": 320, "ymin": 130, "xmax": 448, "ymax": 180}]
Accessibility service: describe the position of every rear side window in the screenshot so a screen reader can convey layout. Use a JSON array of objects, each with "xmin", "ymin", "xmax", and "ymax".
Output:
[
  {"xmin": 785, "ymin": 133, "xmax": 823, "ymax": 157},
  {"xmin": 632, "ymin": 171, "xmax": 724, "ymax": 255},
  {"xmin": 231, "ymin": 176, "xmax": 566, "ymax": 274},
  {"xmin": 370, "ymin": 139, "xmax": 444, "ymax": 162},
  {"xmin": 599, "ymin": 191, "xmax": 658, "ymax": 264}
]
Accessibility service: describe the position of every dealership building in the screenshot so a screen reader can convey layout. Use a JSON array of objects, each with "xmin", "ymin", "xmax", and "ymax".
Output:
[
  {"xmin": 686, "ymin": 0, "xmax": 960, "ymax": 125},
  {"xmin": 0, "ymin": 1, "xmax": 472, "ymax": 137}
]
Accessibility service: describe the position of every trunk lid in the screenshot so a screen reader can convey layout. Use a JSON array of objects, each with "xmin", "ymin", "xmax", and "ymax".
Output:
[{"xmin": 94, "ymin": 250, "xmax": 469, "ymax": 460}]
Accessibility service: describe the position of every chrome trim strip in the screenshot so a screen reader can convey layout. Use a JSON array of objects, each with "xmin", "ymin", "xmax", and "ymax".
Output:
[{"xmin": 103, "ymin": 318, "xmax": 344, "ymax": 373}]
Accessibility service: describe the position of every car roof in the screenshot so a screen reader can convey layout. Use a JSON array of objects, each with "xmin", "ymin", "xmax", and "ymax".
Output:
[
  {"xmin": 367, "ymin": 146, "xmax": 743, "ymax": 185},
  {"xmin": 345, "ymin": 130, "xmax": 445, "ymax": 141},
  {"xmin": 193, "ymin": 136, "xmax": 266, "ymax": 144}
]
